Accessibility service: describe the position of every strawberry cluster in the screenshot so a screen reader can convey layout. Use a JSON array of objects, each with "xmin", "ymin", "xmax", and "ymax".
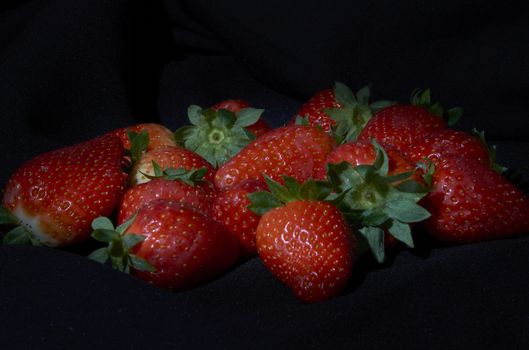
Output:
[{"xmin": 1, "ymin": 86, "xmax": 529, "ymax": 303}]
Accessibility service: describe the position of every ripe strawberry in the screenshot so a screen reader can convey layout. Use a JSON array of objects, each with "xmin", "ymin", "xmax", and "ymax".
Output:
[
  {"xmin": 422, "ymin": 155, "xmax": 529, "ymax": 242},
  {"xmin": 1, "ymin": 134, "xmax": 127, "ymax": 247},
  {"xmin": 315, "ymin": 141, "xmax": 417, "ymax": 180},
  {"xmin": 174, "ymin": 104, "xmax": 267, "ymax": 167},
  {"xmin": 255, "ymin": 198, "xmax": 356, "ymax": 303},
  {"xmin": 295, "ymin": 88, "xmax": 339, "ymax": 132},
  {"xmin": 212, "ymin": 180, "xmax": 267, "ymax": 258},
  {"xmin": 211, "ymin": 99, "xmax": 271, "ymax": 137},
  {"xmin": 323, "ymin": 142, "xmax": 431, "ymax": 262},
  {"xmin": 117, "ymin": 175, "xmax": 212, "ymax": 226},
  {"xmin": 293, "ymin": 82, "xmax": 394, "ymax": 139},
  {"xmin": 111, "ymin": 123, "xmax": 176, "ymax": 152},
  {"xmin": 129, "ymin": 146, "xmax": 215, "ymax": 187},
  {"xmin": 357, "ymin": 89, "xmax": 463, "ymax": 154},
  {"xmin": 357, "ymin": 105, "xmax": 446, "ymax": 155},
  {"xmin": 215, "ymin": 125, "xmax": 335, "ymax": 190},
  {"xmin": 406, "ymin": 128, "xmax": 508, "ymax": 174},
  {"xmin": 90, "ymin": 200, "xmax": 240, "ymax": 291}
]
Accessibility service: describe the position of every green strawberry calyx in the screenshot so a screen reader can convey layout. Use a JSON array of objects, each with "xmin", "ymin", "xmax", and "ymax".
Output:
[
  {"xmin": 410, "ymin": 88, "xmax": 463, "ymax": 127},
  {"xmin": 326, "ymin": 82, "xmax": 395, "ymax": 144},
  {"xmin": 248, "ymin": 141, "xmax": 432, "ymax": 263},
  {"xmin": 471, "ymin": 128, "xmax": 508, "ymax": 174},
  {"xmin": 248, "ymin": 176, "xmax": 333, "ymax": 216},
  {"xmin": 174, "ymin": 105, "xmax": 264, "ymax": 167},
  {"xmin": 326, "ymin": 141, "xmax": 431, "ymax": 263},
  {"xmin": 125, "ymin": 129, "xmax": 150, "ymax": 166},
  {"xmin": 0, "ymin": 206, "xmax": 41, "ymax": 246},
  {"xmin": 88, "ymin": 215, "xmax": 155, "ymax": 273},
  {"xmin": 140, "ymin": 160, "xmax": 210, "ymax": 187}
]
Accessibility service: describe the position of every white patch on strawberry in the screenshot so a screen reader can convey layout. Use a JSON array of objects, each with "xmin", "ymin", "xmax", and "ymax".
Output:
[{"xmin": 12, "ymin": 205, "xmax": 60, "ymax": 247}]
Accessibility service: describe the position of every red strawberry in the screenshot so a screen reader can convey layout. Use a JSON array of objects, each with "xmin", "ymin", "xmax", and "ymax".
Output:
[
  {"xmin": 211, "ymin": 99, "xmax": 271, "ymax": 137},
  {"xmin": 406, "ymin": 128, "xmax": 500, "ymax": 171},
  {"xmin": 256, "ymin": 199, "xmax": 356, "ymax": 303},
  {"xmin": 130, "ymin": 146, "xmax": 215, "ymax": 187},
  {"xmin": 215, "ymin": 125, "xmax": 335, "ymax": 190},
  {"xmin": 315, "ymin": 141, "xmax": 417, "ymax": 180},
  {"xmin": 293, "ymin": 82, "xmax": 394, "ymax": 140},
  {"xmin": 90, "ymin": 199, "xmax": 240, "ymax": 291},
  {"xmin": 357, "ymin": 89, "xmax": 463, "ymax": 154},
  {"xmin": 357, "ymin": 104, "xmax": 447, "ymax": 155},
  {"xmin": 1, "ymin": 134, "xmax": 127, "ymax": 247},
  {"xmin": 111, "ymin": 123, "xmax": 176, "ymax": 152},
  {"xmin": 212, "ymin": 180, "xmax": 267, "ymax": 258},
  {"xmin": 295, "ymin": 88, "xmax": 339, "ymax": 132},
  {"xmin": 423, "ymin": 155, "xmax": 529, "ymax": 242},
  {"xmin": 117, "ymin": 177, "xmax": 213, "ymax": 225}
]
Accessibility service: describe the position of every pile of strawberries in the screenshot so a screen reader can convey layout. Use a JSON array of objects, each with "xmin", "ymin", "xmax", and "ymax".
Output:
[{"xmin": 2, "ymin": 83, "xmax": 529, "ymax": 303}]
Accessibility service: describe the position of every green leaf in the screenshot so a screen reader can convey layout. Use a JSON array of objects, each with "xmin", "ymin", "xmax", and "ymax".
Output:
[
  {"xmin": 355, "ymin": 85, "xmax": 371, "ymax": 105},
  {"xmin": 446, "ymin": 107, "xmax": 463, "ymax": 126},
  {"xmin": 88, "ymin": 247, "xmax": 110, "ymax": 264},
  {"xmin": 264, "ymin": 175, "xmax": 295, "ymax": 204},
  {"xmin": 410, "ymin": 88, "xmax": 431, "ymax": 106},
  {"xmin": 234, "ymin": 108, "xmax": 264, "ymax": 128},
  {"xmin": 91, "ymin": 217, "xmax": 115, "ymax": 231},
  {"xmin": 299, "ymin": 180, "xmax": 333, "ymax": 201},
  {"xmin": 152, "ymin": 161, "xmax": 164, "ymax": 177},
  {"xmin": 3, "ymin": 226, "xmax": 32, "ymax": 245},
  {"xmin": 326, "ymin": 162, "xmax": 364, "ymax": 194},
  {"xmin": 294, "ymin": 115, "xmax": 310, "ymax": 125},
  {"xmin": 283, "ymin": 176, "xmax": 302, "ymax": 198},
  {"xmin": 174, "ymin": 125, "xmax": 194, "ymax": 146},
  {"xmin": 247, "ymin": 191, "xmax": 281, "ymax": 215},
  {"xmin": 214, "ymin": 109, "xmax": 236, "ymax": 128},
  {"xmin": 360, "ymin": 208, "xmax": 389, "ymax": 227},
  {"xmin": 384, "ymin": 200, "xmax": 431, "ymax": 223},
  {"xmin": 334, "ymin": 81, "xmax": 357, "ymax": 106},
  {"xmin": 128, "ymin": 129, "xmax": 149, "ymax": 164},
  {"xmin": 387, "ymin": 220, "xmax": 414, "ymax": 248},
  {"xmin": 358, "ymin": 226, "xmax": 385, "ymax": 263},
  {"xmin": 371, "ymin": 140, "xmax": 389, "ymax": 176},
  {"xmin": 187, "ymin": 105, "xmax": 204, "ymax": 126},
  {"xmin": 0, "ymin": 207, "xmax": 19, "ymax": 226},
  {"xmin": 129, "ymin": 254, "xmax": 156, "ymax": 272},
  {"xmin": 91, "ymin": 229, "xmax": 120, "ymax": 243},
  {"xmin": 122, "ymin": 234, "xmax": 146, "ymax": 250},
  {"xmin": 370, "ymin": 100, "xmax": 395, "ymax": 112},
  {"xmin": 429, "ymin": 102, "xmax": 444, "ymax": 117},
  {"xmin": 116, "ymin": 213, "xmax": 137, "ymax": 234}
]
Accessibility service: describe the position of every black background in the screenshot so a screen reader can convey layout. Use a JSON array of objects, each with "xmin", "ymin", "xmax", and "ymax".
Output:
[{"xmin": 1, "ymin": 0, "xmax": 529, "ymax": 348}]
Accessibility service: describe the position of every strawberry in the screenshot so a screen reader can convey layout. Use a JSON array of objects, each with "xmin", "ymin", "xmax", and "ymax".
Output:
[
  {"xmin": 293, "ymin": 82, "xmax": 394, "ymax": 140},
  {"xmin": 314, "ymin": 141, "xmax": 417, "ymax": 181},
  {"xmin": 357, "ymin": 89, "xmax": 463, "ymax": 154},
  {"xmin": 111, "ymin": 123, "xmax": 176, "ymax": 152},
  {"xmin": 324, "ymin": 142, "xmax": 431, "ymax": 262},
  {"xmin": 406, "ymin": 128, "xmax": 507, "ymax": 174},
  {"xmin": 248, "ymin": 177, "xmax": 356, "ymax": 303},
  {"xmin": 422, "ymin": 155, "xmax": 529, "ymax": 242},
  {"xmin": 1, "ymin": 134, "xmax": 127, "ymax": 247},
  {"xmin": 89, "ymin": 200, "xmax": 240, "ymax": 291},
  {"xmin": 117, "ymin": 168, "xmax": 212, "ymax": 225},
  {"xmin": 129, "ymin": 145, "xmax": 215, "ymax": 187},
  {"xmin": 174, "ymin": 104, "xmax": 267, "ymax": 167},
  {"xmin": 211, "ymin": 99, "xmax": 271, "ymax": 137},
  {"xmin": 212, "ymin": 180, "xmax": 267, "ymax": 258},
  {"xmin": 215, "ymin": 125, "xmax": 335, "ymax": 190}
]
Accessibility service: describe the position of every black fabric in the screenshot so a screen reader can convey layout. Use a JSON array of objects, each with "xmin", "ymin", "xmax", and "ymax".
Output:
[{"xmin": 1, "ymin": 0, "xmax": 529, "ymax": 348}]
